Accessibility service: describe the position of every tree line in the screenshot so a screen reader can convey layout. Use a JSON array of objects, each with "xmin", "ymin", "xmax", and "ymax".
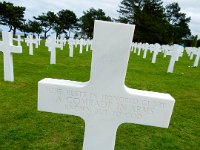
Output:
[{"xmin": 0, "ymin": 0, "xmax": 197, "ymax": 45}]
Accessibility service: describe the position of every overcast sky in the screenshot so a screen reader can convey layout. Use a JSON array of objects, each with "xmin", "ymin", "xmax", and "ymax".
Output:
[{"xmin": 1, "ymin": 0, "xmax": 200, "ymax": 37}]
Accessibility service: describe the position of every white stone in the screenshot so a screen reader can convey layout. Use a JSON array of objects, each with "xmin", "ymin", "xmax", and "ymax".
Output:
[
  {"xmin": 86, "ymin": 39, "xmax": 90, "ymax": 52},
  {"xmin": 137, "ymin": 43, "xmax": 142, "ymax": 56},
  {"xmin": 151, "ymin": 43, "xmax": 161, "ymax": 63},
  {"xmin": 133, "ymin": 43, "xmax": 137, "ymax": 53},
  {"xmin": 142, "ymin": 43, "xmax": 150, "ymax": 59},
  {"xmin": 13, "ymin": 35, "xmax": 23, "ymax": 46},
  {"xmin": 193, "ymin": 48, "xmax": 200, "ymax": 67},
  {"xmin": 38, "ymin": 21, "xmax": 175, "ymax": 150},
  {"xmin": 167, "ymin": 44, "xmax": 184, "ymax": 73},
  {"xmin": 45, "ymin": 35, "xmax": 62, "ymax": 64},
  {"xmin": 35, "ymin": 35, "xmax": 41, "ymax": 48},
  {"xmin": 79, "ymin": 39, "xmax": 83, "ymax": 54},
  {"xmin": 25, "ymin": 35, "xmax": 37, "ymax": 55},
  {"xmin": 68, "ymin": 38, "xmax": 74, "ymax": 57},
  {"xmin": 0, "ymin": 32, "xmax": 22, "ymax": 81}
]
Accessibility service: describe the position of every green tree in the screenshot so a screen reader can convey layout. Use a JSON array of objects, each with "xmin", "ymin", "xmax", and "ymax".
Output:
[
  {"xmin": 165, "ymin": 2, "xmax": 191, "ymax": 43},
  {"xmin": 34, "ymin": 11, "xmax": 57, "ymax": 38},
  {"xmin": 191, "ymin": 35, "xmax": 198, "ymax": 47},
  {"xmin": 27, "ymin": 20, "xmax": 42, "ymax": 36},
  {"xmin": 0, "ymin": 1, "xmax": 26, "ymax": 36},
  {"xmin": 118, "ymin": 0, "xmax": 143, "ymax": 24},
  {"xmin": 118, "ymin": 0, "xmax": 169, "ymax": 44},
  {"xmin": 80, "ymin": 8, "xmax": 112, "ymax": 38},
  {"xmin": 55, "ymin": 9, "xmax": 77, "ymax": 38}
]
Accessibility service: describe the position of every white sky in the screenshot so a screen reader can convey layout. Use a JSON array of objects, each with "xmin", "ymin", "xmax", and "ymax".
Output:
[{"xmin": 1, "ymin": 0, "xmax": 200, "ymax": 37}]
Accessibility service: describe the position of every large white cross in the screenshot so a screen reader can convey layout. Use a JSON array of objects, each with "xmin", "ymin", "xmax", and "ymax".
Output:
[
  {"xmin": 38, "ymin": 21, "xmax": 175, "ymax": 150},
  {"xmin": 0, "ymin": 32, "xmax": 22, "ymax": 81}
]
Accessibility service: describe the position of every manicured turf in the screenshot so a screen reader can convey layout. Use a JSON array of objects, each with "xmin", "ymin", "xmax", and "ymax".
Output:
[{"xmin": 0, "ymin": 40, "xmax": 199, "ymax": 149}]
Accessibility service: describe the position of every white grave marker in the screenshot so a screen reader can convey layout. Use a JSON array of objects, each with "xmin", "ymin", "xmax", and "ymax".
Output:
[
  {"xmin": 142, "ymin": 43, "xmax": 149, "ymax": 59},
  {"xmin": 38, "ymin": 21, "xmax": 175, "ymax": 150},
  {"xmin": 35, "ymin": 35, "xmax": 41, "ymax": 48},
  {"xmin": 68, "ymin": 39, "xmax": 74, "ymax": 57},
  {"xmin": 167, "ymin": 44, "xmax": 184, "ymax": 73},
  {"xmin": 193, "ymin": 48, "xmax": 200, "ymax": 67},
  {"xmin": 151, "ymin": 43, "xmax": 161, "ymax": 63},
  {"xmin": 25, "ymin": 35, "xmax": 37, "ymax": 55},
  {"xmin": 0, "ymin": 32, "xmax": 22, "ymax": 81},
  {"xmin": 79, "ymin": 39, "xmax": 83, "ymax": 54},
  {"xmin": 45, "ymin": 35, "xmax": 62, "ymax": 64},
  {"xmin": 13, "ymin": 35, "xmax": 23, "ymax": 46}
]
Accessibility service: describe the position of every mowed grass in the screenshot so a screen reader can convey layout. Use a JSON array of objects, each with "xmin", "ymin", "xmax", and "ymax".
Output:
[{"xmin": 0, "ymin": 40, "xmax": 199, "ymax": 150}]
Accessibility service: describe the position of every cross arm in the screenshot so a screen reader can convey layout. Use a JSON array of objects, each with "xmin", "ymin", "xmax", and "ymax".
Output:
[
  {"xmin": 38, "ymin": 78, "xmax": 89, "ymax": 119},
  {"xmin": 11, "ymin": 45, "xmax": 22, "ymax": 53},
  {"xmin": 122, "ymin": 86, "xmax": 175, "ymax": 128}
]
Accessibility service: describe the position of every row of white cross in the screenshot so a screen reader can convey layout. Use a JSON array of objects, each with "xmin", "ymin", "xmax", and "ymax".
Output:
[
  {"xmin": 0, "ymin": 32, "xmax": 41, "ymax": 81},
  {"xmin": 131, "ymin": 42, "xmax": 200, "ymax": 73},
  {"xmin": 46, "ymin": 34, "xmax": 93, "ymax": 64},
  {"xmin": 0, "ymin": 31, "xmax": 94, "ymax": 81}
]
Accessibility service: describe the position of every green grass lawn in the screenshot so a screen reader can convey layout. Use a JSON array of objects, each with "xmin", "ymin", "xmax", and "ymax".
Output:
[{"xmin": 0, "ymin": 40, "xmax": 199, "ymax": 150}]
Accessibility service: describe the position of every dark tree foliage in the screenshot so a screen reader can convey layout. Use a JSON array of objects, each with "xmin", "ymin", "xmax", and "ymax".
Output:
[
  {"xmin": 0, "ymin": 1, "xmax": 26, "ymax": 36},
  {"xmin": 118, "ymin": 0, "xmax": 191, "ymax": 44},
  {"xmin": 80, "ymin": 8, "xmax": 112, "ymax": 38},
  {"xmin": 27, "ymin": 20, "xmax": 43, "ymax": 35},
  {"xmin": 34, "ymin": 11, "xmax": 57, "ymax": 38},
  {"xmin": 165, "ymin": 2, "xmax": 191, "ymax": 44},
  {"xmin": 55, "ymin": 9, "xmax": 77, "ymax": 38}
]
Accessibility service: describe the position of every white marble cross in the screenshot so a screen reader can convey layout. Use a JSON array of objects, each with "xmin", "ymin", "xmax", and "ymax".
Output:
[
  {"xmin": 25, "ymin": 35, "xmax": 37, "ymax": 55},
  {"xmin": 35, "ymin": 35, "xmax": 41, "ymax": 48},
  {"xmin": 167, "ymin": 44, "xmax": 184, "ymax": 73},
  {"xmin": 151, "ymin": 43, "xmax": 161, "ymax": 63},
  {"xmin": 0, "ymin": 32, "xmax": 22, "ymax": 81},
  {"xmin": 142, "ymin": 43, "xmax": 150, "ymax": 59},
  {"xmin": 86, "ymin": 39, "xmax": 90, "ymax": 52},
  {"xmin": 45, "ymin": 35, "xmax": 62, "ymax": 64},
  {"xmin": 68, "ymin": 39, "xmax": 74, "ymax": 57},
  {"xmin": 13, "ymin": 35, "xmax": 23, "ymax": 46},
  {"xmin": 38, "ymin": 21, "xmax": 175, "ymax": 150},
  {"xmin": 193, "ymin": 48, "xmax": 200, "ymax": 67},
  {"xmin": 137, "ymin": 43, "xmax": 142, "ymax": 56},
  {"xmin": 79, "ymin": 39, "xmax": 83, "ymax": 54}
]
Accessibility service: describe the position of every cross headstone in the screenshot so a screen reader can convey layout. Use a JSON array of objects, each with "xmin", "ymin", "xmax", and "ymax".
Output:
[
  {"xmin": 38, "ymin": 21, "xmax": 175, "ymax": 150},
  {"xmin": 137, "ymin": 43, "xmax": 142, "ymax": 56},
  {"xmin": 167, "ymin": 44, "xmax": 184, "ymax": 73},
  {"xmin": 79, "ymin": 39, "xmax": 83, "ymax": 54},
  {"xmin": 0, "ymin": 32, "xmax": 22, "ymax": 81},
  {"xmin": 13, "ymin": 35, "xmax": 23, "ymax": 46},
  {"xmin": 133, "ymin": 43, "xmax": 137, "ymax": 53},
  {"xmin": 86, "ymin": 39, "xmax": 90, "ymax": 52},
  {"xmin": 142, "ymin": 43, "xmax": 149, "ymax": 59},
  {"xmin": 193, "ymin": 48, "xmax": 200, "ymax": 67},
  {"xmin": 45, "ymin": 35, "xmax": 62, "ymax": 64},
  {"xmin": 25, "ymin": 35, "xmax": 37, "ymax": 55},
  {"xmin": 68, "ymin": 38, "xmax": 74, "ymax": 57},
  {"xmin": 35, "ymin": 35, "xmax": 41, "ymax": 48},
  {"xmin": 151, "ymin": 43, "xmax": 161, "ymax": 63}
]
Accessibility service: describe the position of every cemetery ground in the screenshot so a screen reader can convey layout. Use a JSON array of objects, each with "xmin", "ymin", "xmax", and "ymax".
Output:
[{"xmin": 0, "ymin": 40, "xmax": 199, "ymax": 150}]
